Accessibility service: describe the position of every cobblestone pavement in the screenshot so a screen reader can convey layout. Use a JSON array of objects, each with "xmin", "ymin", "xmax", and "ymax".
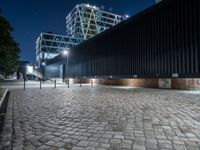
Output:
[{"xmin": 1, "ymin": 85, "xmax": 200, "ymax": 150}]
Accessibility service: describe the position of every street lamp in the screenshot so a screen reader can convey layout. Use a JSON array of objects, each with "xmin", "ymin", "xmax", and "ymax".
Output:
[
  {"xmin": 42, "ymin": 62, "xmax": 46, "ymax": 80},
  {"xmin": 62, "ymin": 49, "xmax": 68, "ymax": 56},
  {"xmin": 62, "ymin": 49, "xmax": 69, "ymax": 88},
  {"xmin": 42, "ymin": 62, "xmax": 46, "ymax": 66}
]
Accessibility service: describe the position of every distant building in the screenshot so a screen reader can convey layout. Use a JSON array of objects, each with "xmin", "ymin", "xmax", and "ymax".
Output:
[
  {"xmin": 36, "ymin": 32, "xmax": 82, "ymax": 66},
  {"xmin": 36, "ymin": 4, "xmax": 124, "ymax": 66},
  {"xmin": 66, "ymin": 3, "xmax": 124, "ymax": 40}
]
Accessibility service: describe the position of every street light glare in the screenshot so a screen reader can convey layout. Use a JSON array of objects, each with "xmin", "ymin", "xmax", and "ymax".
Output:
[
  {"xmin": 125, "ymin": 14, "xmax": 130, "ymax": 18},
  {"xmin": 62, "ymin": 50, "xmax": 69, "ymax": 56},
  {"xmin": 26, "ymin": 65, "xmax": 33, "ymax": 74},
  {"xmin": 42, "ymin": 62, "xmax": 46, "ymax": 66}
]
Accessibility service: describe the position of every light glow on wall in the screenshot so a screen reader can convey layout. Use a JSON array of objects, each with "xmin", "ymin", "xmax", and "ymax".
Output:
[{"xmin": 26, "ymin": 66, "xmax": 33, "ymax": 74}]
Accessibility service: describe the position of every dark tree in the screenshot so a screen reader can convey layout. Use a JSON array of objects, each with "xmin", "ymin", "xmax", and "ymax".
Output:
[{"xmin": 0, "ymin": 10, "xmax": 20, "ymax": 77}]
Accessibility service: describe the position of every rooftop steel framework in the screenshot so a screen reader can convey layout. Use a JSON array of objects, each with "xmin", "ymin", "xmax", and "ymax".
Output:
[
  {"xmin": 36, "ymin": 32, "xmax": 82, "ymax": 66},
  {"xmin": 66, "ymin": 3, "xmax": 124, "ymax": 40}
]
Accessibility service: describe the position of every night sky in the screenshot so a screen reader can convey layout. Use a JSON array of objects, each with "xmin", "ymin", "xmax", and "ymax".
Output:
[{"xmin": 1, "ymin": 0, "xmax": 154, "ymax": 64}]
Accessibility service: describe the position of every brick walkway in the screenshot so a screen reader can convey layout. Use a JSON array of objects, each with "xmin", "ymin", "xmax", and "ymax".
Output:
[{"xmin": 1, "ymin": 86, "xmax": 200, "ymax": 150}]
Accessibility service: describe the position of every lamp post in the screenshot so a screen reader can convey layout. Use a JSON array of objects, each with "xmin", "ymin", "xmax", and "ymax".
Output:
[
  {"xmin": 62, "ymin": 49, "xmax": 69, "ymax": 88},
  {"xmin": 42, "ymin": 62, "xmax": 46, "ymax": 80}
]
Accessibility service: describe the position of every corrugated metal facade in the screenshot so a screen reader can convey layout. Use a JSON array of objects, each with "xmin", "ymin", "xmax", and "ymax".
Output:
[{"xmin": 65, "ymin": 0, "xmax": 200, "ymax": 78}]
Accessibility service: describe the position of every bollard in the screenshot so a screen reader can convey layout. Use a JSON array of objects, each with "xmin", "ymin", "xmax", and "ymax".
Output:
[
  {"xmin": 91, "ymin": 79, "xmax": 93, "ymax": 87},
  {"xmin": 193, "ymin": 78, "xmax": 194, "ymax": 91},
  {"xmin": 67, "ymin": 79, "xmax": 69, "ymax": 88},
  {"xmin": 80, "ymin": 78, "xmax": 82, "ymax": 87},
  {"xmin": 24, "ymin": 79, "xmax": 26, "ymax": 90},
  {"xmin": 54, "ymin": 80, "xmax": 56, "ymax": 89},
  {"xmin": 40, "ymin": 80, "xmax": 41, "ymax": 89}
]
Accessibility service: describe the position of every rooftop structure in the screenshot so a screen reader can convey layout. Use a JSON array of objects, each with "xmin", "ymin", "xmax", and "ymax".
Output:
[{"xmin": 66, "ymin": 3, "xmax": 124, "ymax": 40}]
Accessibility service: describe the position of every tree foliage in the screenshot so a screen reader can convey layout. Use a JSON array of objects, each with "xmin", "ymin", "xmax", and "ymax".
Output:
[{"xmin": 0, "ymin": 10, "xmax": 20, "ymax": 77}]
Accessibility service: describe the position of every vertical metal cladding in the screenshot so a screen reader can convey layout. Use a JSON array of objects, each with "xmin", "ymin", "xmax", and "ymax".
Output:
[{"xmin": 68, "ymin": 0, "xmax": 200, "ymax": 78}]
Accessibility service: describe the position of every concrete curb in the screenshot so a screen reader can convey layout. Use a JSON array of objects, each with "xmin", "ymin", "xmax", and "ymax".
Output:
[{"xmin": 0, "ymin": 89, "xmax": 13, "ymax": 149}]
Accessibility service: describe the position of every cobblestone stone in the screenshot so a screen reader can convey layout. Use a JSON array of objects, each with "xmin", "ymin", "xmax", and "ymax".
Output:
[{"xmin": 1, "ymin": 86, "xmax": 200, "ymax": 150}]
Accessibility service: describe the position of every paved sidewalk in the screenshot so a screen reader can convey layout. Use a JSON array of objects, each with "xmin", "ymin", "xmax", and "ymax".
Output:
[{"xmin": 1, "ymin": 85, "xmax": 200, "ymax": 150}]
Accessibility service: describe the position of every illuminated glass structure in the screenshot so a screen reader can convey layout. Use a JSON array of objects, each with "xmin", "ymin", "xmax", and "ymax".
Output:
[
  {"xmin": 66, "ymin": 3, "xmax": 124, "ymax": 40},
  {"xmin": 36, "ymin": 32, "xmax": 82, "ymax": 66},
  {"xmin": 36, "ymin": 4, "xmax": 124, "ymax": 66}
]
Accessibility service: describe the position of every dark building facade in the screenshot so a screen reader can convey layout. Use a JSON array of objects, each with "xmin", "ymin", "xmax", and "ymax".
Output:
[{"xmin": 46, "ymin": 0, "xmax": 200, "ymax": 80}]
